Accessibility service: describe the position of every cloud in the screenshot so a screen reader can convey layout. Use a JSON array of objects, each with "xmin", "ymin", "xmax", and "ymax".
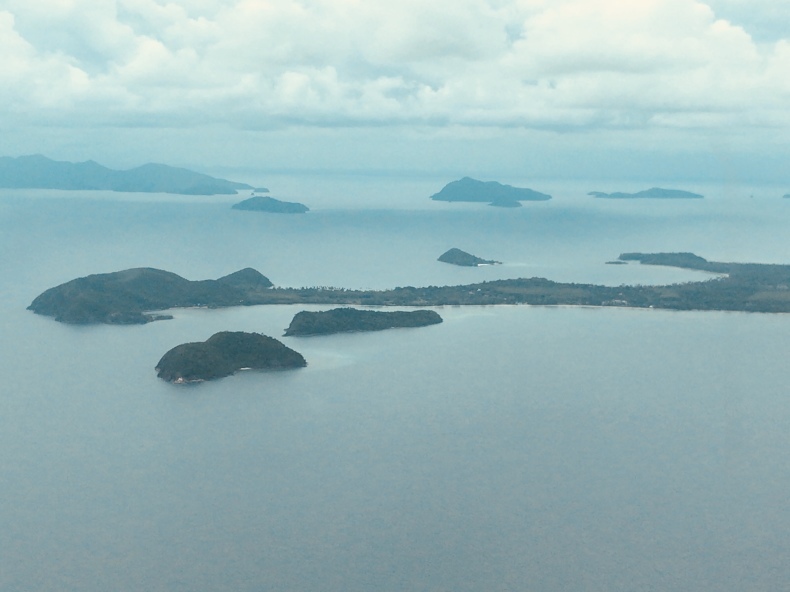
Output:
[
  {"xmin": 705, "ymin": 0, "xmax": 790, "ymax": 43},
  {"xmin": 0, "ymin": 0, "xmax": 788, "ymax": 136}
]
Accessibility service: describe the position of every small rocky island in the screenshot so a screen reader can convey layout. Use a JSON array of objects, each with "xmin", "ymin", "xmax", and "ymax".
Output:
[
  {"xmin": 28, "ymin": 267, "xmax": 274, "ymax": 324},
  {"xmin": 284, "ymin": 308, "xmax": 443, "ymax": 336},
  {"xmin": 589, "ymin": 187, "xmax": 704, "ymax": 199},
  {"xmin": 156, "ymin": 331, "xmax": 306, "ymax": 383},
  {"xmin": 232, "ymin": 195, "xmax": 309, "ymax": 213},
  {"xmin": 431, "ymin": 177, "xmax": 551, "ymax": 205},
  {"xmin": 438, "ymin": 248, "xmax": 500, "ymax": 267}
]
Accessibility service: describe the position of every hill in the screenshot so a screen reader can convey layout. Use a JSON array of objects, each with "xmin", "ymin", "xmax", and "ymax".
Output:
[
  {"xmin": 156, "ymin": 332, "xmax": 306, "ymax": 383},
  {"xmin": 0, "ymin": 154, "xmax": 251, "ymax": 195},
  {"xmin": 28, "ymin": 267, "xmax": 273, "ymax": 324}
]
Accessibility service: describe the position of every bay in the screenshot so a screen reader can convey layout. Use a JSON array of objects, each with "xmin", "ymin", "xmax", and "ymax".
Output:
[{"xmin": 2, "ymin": 177, "xmax": 790, "ymax": 591}]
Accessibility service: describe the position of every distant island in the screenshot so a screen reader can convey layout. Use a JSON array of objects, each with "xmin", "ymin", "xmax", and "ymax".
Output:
[
  {"xmin": 0, "ymin": 154, "xmax": 251, "ymax": 195},
  {"xmin": 284, "ymin": 308, "xmax": 443, "ymax": 336},
  {"xmin": 156, "ymin": 331, "xmax": 306, "ymax": 383},
  {"xmin": 589, "ymin": 188, "xmax": 704, "ymax": 199},
  {"xmin": 30, "ymin": 252, "xmax": 790, "ymax": 323},
  {"xmin": 232, "ymin": 195, "xmax": 309, "ymax": 213},
  {"xmin": 783, "ymin": 194, "xmax": 789, "ymax": 199},
  {"xmin": 438, "ymin": 248, "xmax": 501, "ymax": 267},
  {"xmin": 28, "ymin": 267, "xmax": 273, "ymax": 324},
  {"xmin": 431, "ymin": 177, "xmax": 551, "ymax": 205}
]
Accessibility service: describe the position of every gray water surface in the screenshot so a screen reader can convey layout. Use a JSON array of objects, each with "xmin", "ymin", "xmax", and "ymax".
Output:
[{"xmin": 2, "ymin": 181, "xmax": 790, "ymax": 591}]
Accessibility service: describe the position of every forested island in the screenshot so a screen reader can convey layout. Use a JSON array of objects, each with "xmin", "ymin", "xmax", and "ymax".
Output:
[
  {"xmin": 29, "ymin": 253, "xmax": 790, "ymax": 324},
  {"xmin": 589, "ymin": 188, "xmax": 704, "ymax": 199},
  {"xmin": 0, "ymin": 154, "xmax": 251, "ymax": 195},
  {"xmin": 284, "ymin": 308, "xmax": 443, "ymax": 336},
  {"xmin": 232, "ymin": 195, "xmax": 309, "ymax": 213},
  {"xmin": 156, "ymin": 332, "xmax": 306, "ymax": 383},
  {"xmin": 431, "ymin": 177, "xmax": 551, "ymax": 205},
  {"xmin": 438, "ymin": 248, "xmax": 501, "ymax": 267}
]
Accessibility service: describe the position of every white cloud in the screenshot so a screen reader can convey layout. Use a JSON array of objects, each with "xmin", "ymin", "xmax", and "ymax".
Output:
[{"xmin": 0, "ymin": 0, "xmax": 788, "ymax": 139}]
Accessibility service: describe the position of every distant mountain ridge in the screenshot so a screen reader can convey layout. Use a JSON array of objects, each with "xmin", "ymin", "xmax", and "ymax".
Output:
[
  {"xmin": 589, "ymin": 187, "xmax": 704, "ymax": 199},
  {"xmin": 0, "ymin": 154, "xmax": 252, "ymax": 195}
]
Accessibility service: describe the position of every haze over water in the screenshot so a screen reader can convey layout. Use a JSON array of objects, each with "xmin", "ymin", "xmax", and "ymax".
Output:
[{"xmin": 2, "ymin": 176, "xmax": 790, "ymax": 591}]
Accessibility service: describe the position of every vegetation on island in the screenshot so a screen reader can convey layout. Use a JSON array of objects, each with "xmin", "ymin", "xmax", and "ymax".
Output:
[
  {"xmin": 0, "ymin": 154, "xmax": 251, "ymax": 195},
  {"xmin": 438, "ymin": 248, "xmax": 501, "ymax": 267},
  {"xmin": 284, "ymin": 308, "xmax": 443, "ymax": 336},
  {"xmin": 156, "ymin": 331, "xmax": 306, "ymax": 383},
  {"xmin": 28, "ymin": 267, "xmax": 273, "ymax": 324},
  {"xmin": 431, "ymin": 177, "xmax": 551, "ymax": 204},
  {"xmin": 589, "ymin": 187, "xmax": 704, "ymax": 199},
  {"xmin": 232, "ymin": 195, "xmax": 309, "ymax": 213},
  {"xmin": 29, "ymin": 252, "xmax": 790, "ymax": 325}
]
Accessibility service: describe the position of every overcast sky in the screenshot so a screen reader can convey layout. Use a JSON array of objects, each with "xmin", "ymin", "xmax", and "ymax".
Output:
[{"xmin": 1, "ymin": 0, "xmax": 788, "ymax": 183}]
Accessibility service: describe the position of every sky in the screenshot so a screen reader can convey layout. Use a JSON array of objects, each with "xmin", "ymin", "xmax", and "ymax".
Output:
[{"xmin": 1, "ymin": 0, "xmax": 788, "ymax": 183}]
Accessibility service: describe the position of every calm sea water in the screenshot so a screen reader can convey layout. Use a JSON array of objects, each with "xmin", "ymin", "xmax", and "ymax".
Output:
[{"xmin": 2, "ymin": 176, "xmax": 790, "ymax": 591}]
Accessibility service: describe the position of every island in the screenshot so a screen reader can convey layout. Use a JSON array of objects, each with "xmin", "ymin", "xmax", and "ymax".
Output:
[
  {"xmin": 431, "ymin": 177, "xmax": 551, "ymax": 204},
  {"xmin": 783, "ymin": 194, "xmax": 789, "ymax": 199},
  {"xmin": 28, "ymin": 267, "xmax": 274, "ymax": 324},
  {"xmin": 0, "ymin": 154, "xmax": 251, "ymax": 195},
  {"xmin": 232, "ymin": 195, "xmax": 309, "ymax": 213},
  {"xmin": 29, "ymin": 252, "xmax": 790, "ymax": 323},
  {"xmin": 284, "ymin": 308, "xmax": 443, "ymax": 336},
  {"xmin": 156, "ymin": 331, "xmax": 306, "ymax": 383},
  {"xmin": 589, "ymin": 188, "xmax": 704, "ymax": 199},
  {"xmin": 438, "ymin": 248, "xmax": 501, "ymax": 267}
]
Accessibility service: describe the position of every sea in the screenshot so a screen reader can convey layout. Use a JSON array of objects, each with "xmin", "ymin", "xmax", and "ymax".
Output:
[{"xmin": 2, "ymin": 174, "xmax": 790, "ymax": 591}]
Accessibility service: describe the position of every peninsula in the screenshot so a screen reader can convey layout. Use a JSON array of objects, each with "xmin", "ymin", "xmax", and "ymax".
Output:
[
  {"xmin": 232, "ymin": 195, "xmax": 309, "ymax": 213},
  {"xmin": 438, "ymin": 248, "xmax": 501, "ymax": 267},
  {"xmin": 431, "ymin": 177, "xmax": 551, "ymax": 204},
  {"xmin": 156, "ymin": 331, "xmax": 306, "ymax": 383},
  {"xmin": 284, "ymin": 308, "xmax": 443, "ymax": 336},
  {"xmin": 29, "ymin": 253, "xmax": 790, "ymax": 323},
  {"xmin": 0, "ymin": 154, "xmax": 251, "ymax": 195},
  {"xmin": 589, "ymin": 188, "xmax": 704, "ymax": 199}
]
